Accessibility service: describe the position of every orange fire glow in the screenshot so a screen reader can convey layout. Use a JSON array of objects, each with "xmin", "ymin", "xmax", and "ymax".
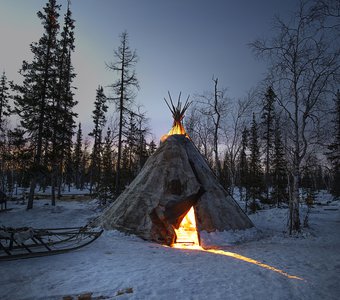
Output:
[
  {"xmin": 173, "ymin": 207, "xmax": 201, "ymax": 250},
  {"xmin": 170, "ymin": 208, "xmax": 303, "ymax": 281},
  {"xmin": 172, "ymin": 245, "xmax": 303, "ymax": 280},
  {"xmin": 204, "ymin": 249, "xmax": 304, "ymax": 280},
  {"xmin": 160, "ymin": 121, "xmax": 188, "ymax": 143},
  {"xmin": 168, "ymin": 121, "xmax": 186, "ymax": 136}
]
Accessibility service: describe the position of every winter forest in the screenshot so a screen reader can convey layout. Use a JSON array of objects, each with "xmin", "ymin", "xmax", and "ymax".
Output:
[
  {"xmin": 1, "ymin": 0, "xmax": 339, "ymax": 230},
  {"xmin": 0, "ymin": 0, "xmax": 340, "ymax": 299}
]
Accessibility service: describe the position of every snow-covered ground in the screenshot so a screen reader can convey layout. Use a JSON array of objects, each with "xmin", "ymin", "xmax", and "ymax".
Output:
[{"xmin": 1, "ymin": 192, "xmax": 339, "ymax": 300}]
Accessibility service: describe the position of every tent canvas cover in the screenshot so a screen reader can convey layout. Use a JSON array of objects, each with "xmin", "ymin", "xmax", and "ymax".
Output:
[{"xmin": 96, "ymin": 95, "xmax": 254, "ymax": 247}]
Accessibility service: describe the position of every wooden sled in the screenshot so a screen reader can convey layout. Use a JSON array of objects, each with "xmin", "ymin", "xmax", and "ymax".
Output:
[{"xmin": 0, "ymin": 226, "xmax": 103, "ymax": 261}]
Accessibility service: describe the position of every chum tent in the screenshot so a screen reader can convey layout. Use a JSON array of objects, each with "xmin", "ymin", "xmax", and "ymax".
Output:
[{"xmin": 95, "ymin": 94, "xmax": 254, "ymax": 247}]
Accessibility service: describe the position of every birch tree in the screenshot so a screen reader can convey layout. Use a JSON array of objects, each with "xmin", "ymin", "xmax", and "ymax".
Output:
[
  {"xmin": 327, "ymin": 90, "xmax": 340, "ymax": 198},
  {"xmin": 196, "ymin": 77, "xmax": 229, "ymax": 178},
  {"xmin": 223, "ymin": 91, "xmax": 256, "ymax": 193},
  {"xmin": 250, "ymin": 0, "xmax": 339, "ymax": 232}
]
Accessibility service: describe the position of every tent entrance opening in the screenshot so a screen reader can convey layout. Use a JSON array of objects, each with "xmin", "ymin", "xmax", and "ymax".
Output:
[{"xmin": 173, "ymin": 207, "xmax": 200, "ymax": 248}]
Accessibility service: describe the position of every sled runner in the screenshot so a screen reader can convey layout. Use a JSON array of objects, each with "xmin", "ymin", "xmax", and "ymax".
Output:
[{"xmin": 0, "ymin": 226, "xmax": 103, "ymax": 261}]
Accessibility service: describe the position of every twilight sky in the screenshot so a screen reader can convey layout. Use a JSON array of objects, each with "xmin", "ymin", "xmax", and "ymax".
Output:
[{"xmin": 0, "ymin": 0, "xmax": 298, "ymax": 141}]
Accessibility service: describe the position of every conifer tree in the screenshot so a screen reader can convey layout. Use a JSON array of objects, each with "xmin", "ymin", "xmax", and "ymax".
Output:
[
  {"xmin": 261, "ymin": 86, "xmax": 276, "ymax": 203},
  {"xmin": 134, "ymin": 108, "xmax": 150, "ymax": 172},
  {"xmin": 73, "ymin": 123, "xmax": 83, "ymax": 189},
  {"xmin": 80, "ymin": 140, "xmax": 90, "ymax": 190},
  {"xmin": 106, "ymin": 31, "xmax": 139, "ymax": 195},
  {"xmin": 248, "ymin": 113, "xmax": 263, "ymax": 212},
  {"xmin": 301, "ymin": 154, "xmax": 321, "ymax": 227},
  {"xmin": 7, "ymin": 127, "xmax": 32, "ymax": 190},
  {"xmin": 0, "ymin": 71, "xmax": 11, "ymax": 192},
  {"xmin": 120, "ymin": 144, "xmax": 131, "ymax": 188},
  {"xmin": 301, "ymin": 155, "xmax": 318, "ymax": 193},
  {"xmin": 271, "ymin": 117, "xmax": 287, "ymax": 207},
  {"xmin": 125, "ymin": 112, "xmax": 138, "ymax": 172},
  {"xmin": 50, "ymin": 1, "xmax": 77, "ymax": 203},
  {"xmin": 97, "ymin": 128, "xmax": 115, "ymax": 205},
  {"xmin": 56, "ymin": 0, "xmax": 77, "ymax": 139},
  {"xmin": 89, "ymin": 86, "xmax": 108, "ymax": 194},
  {"xmin": 64, "ymin": 139, "xmax": 73, "ymax": 192},
  {"xmin": 13, "ymin": 0, "xmax": 60, "ymax": 209},
  {"xmin": 137, "ymin": 134, "xmax": 148, "ymax": 171},
  {"xmin": 0, "ymin": 72, "xmax": 11, "ymax": 132},
  {"xmin": 148, "ymin": 140, "xmax": 157, "ymax": 156},
  {"xmin": 220, "ymin": 151, "xmax": 231, "ymax": 191},
  {"xmin": 238, "ymin": 127, "xmax": 250, "ymax": 211},
  {"xmin": 124, "ymin": 111, "xmax": 146, "ymax": 178}
]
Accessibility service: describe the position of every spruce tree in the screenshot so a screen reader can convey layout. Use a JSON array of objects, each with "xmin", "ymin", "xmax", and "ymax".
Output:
[
  {"xmin": 50, "ymin": 1, "xmax": 77, "ymax": 203},
  {"xmin": 301, "ymin": 155, "xmax": 318, "ymax": 194},
  {"xmin": 97, "ymin": 128, "xmax": 115, "ymax": 205},
  {"xmin": 0, "ymin": 72, "xmax": 11, "ymax": 132},
  {"xmin": 106, "ymin": 31, "xmax": 139, "ymax": 195},
  {"xmin": 0, "ymin": 71, "xmax": 11, "ymax": 192},
  {"xmin": 120, "ymin": 144, "xmax": 131, "ymax": 188},
  {"xmin": 137, "ymin": 134, "xmax": 148, "ymax": 171},
  {"xmin": 73, "ymin": 123, "xmax": 83, "ymax": 189},
  {"xmin": 89, "ymin": 86, "xmax": 108, "ymax": 194},
  {"xmin": 249, "ymin": 113, "xmax": 263, "ymax": 212},
  {"xmin": 125, "ymin": 111, "xmax": 139, "ymax": 178},
  {"xmin": 238, "ymin": 127, "xmax": 250, "ymax": 212},
  {"xmin": 301, "ymin": 154, "xmax": 320, "ymax": 227},
  {"xmin": 13, "ymin": 0, "xmax": 60, "ymax": 209},
  {"xmin": 261, "ymin": 86, "xmax": 276, "ymax": 203},
  {"xmin": 64, "ymin": 138, "xmax": 73, "ymax": 192},
  {"xmin": 220, "ymin": 151, "xmax": 231, "ymax": 191},
  {"xmin": 148, "ymin": 140, "xmax": 157, "ymax": 156},
  {"xmin": 7, "ymin": 127, "xmax": 32, "ymax": 190},
  {"xmin": 134, "ymin": 109, "xmax": 149, "ymax": 172},
  {"xmin": 80, "ymin": 140, "xmax": 90, "ymax": 190},
  {"xmin": 56, "ymin": 0, "xmax": 77, "ymax": 140},
  {"xmin": 271, "ymin": 116, "xmax": 288, "ymax": 207}
]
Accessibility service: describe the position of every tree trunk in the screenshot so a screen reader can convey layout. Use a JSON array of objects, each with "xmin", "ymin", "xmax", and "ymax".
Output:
[
  {"xmin": 57, "ymin": 162, "xmax": 63, "ymax": 199},
  {"xmin": 26, "ymin": 26, "xmax": 54, "ymax": 210},
  {"xmin": 115, "ymin": 49, "xmax": 125, "ymax": 195},
  {"xmin": 290, "ymin": 168, "xmax": 301, "ymax": 232},
  {"xmin": 213, "ymin": 77, "xmax": 221, "ymax": 179},
  {"xmin": 27, "ymin": 177, "xmax": 36, "ymax": 210},
  {"xmin": 265, "ymin": 141, "xmax": 270, "ymax": 203},
  {"xmin": 51, "ymin": 173, "xmax": 56, "ymax": 206},
  {"xmin": 115, "ymin": 96, "xmax": 123, "ymax": 195}
]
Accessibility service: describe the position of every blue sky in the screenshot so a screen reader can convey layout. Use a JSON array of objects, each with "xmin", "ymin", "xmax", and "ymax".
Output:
[{"xmin": 0, "ymin": 0, "xmax": 298, "ymax": 140}]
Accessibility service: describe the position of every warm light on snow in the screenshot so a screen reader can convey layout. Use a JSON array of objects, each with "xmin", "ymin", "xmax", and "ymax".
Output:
[
  {"xmin": 204, "ymin": 249, "xmax": 304, "ymax": 280},
  {"xmin": 3, "ymin": 190, "xmax": 339, "ymax": 299},
  {"xmin": 171, "ymin": 206, "xmax": 303, "ymax": 280},
  {"xmin": 171, "ymin": 245, "xmax": 303, "ymax": 280}
]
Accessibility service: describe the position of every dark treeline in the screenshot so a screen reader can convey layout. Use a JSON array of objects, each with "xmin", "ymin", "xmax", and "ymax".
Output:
[
  {"xmin": 0, "ymin": 0, "xmax": 156, "ymax": 209},
  {"xmin": 187, "ymin": 85, "xmax": 339, "ymax": 204},
  {"xmin": 0, "ymin": 0, "xmax": 339, "ymax": 235},
  {"xmin": 185, "ymin": 0, "xmax": 339, "ymax": 233}
]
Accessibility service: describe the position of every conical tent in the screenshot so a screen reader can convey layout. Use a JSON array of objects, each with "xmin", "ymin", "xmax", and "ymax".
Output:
[{"xmin": 96, "ymin": 94, "xmax": 254, "ymax": 246}]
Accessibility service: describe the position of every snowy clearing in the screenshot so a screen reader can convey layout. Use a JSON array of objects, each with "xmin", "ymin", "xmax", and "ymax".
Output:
[{"xmin": 0, "ymin": 193, "xmax": 339, "ymax": 300}]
